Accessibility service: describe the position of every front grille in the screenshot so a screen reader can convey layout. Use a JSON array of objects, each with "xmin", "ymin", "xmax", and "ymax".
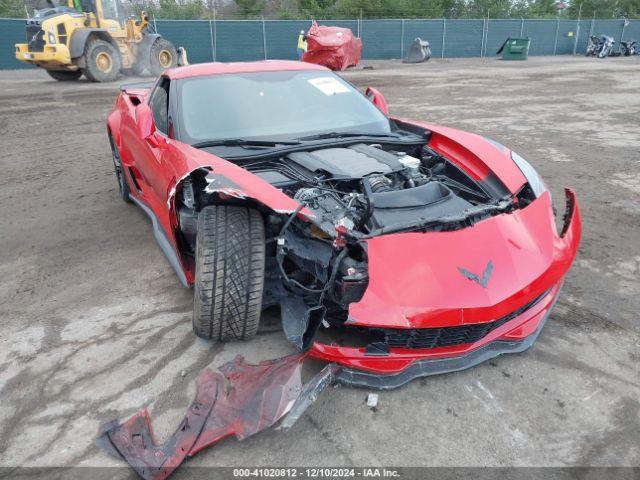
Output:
[
  {"xmin": 26, "ymin": 25, "xmax": 45, "ymax": 52},
  {"xmin": 367, "ymin": 289, "xmax": 551, "ymax": 350}
]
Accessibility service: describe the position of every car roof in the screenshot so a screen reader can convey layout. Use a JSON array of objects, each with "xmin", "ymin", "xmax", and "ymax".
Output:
[{"xmin": 166, "ymin": 60, "xmax": 330, "ymax": 80}]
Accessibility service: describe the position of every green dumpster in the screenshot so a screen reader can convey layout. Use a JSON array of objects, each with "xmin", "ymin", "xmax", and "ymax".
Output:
[{"xmin": 496, "ymin": 37, "xmax": 531, "ymax": 60}]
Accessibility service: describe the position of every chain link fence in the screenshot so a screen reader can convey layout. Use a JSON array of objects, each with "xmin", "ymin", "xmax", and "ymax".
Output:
[{"xmin": 2, "ymin": 17, "xmax": 639, "ymax": 69}]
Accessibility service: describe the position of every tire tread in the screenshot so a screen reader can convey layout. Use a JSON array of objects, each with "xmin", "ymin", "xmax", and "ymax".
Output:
[{"xmin": 193, "ymin": 206, "xmax": 265, "ymax": 342}]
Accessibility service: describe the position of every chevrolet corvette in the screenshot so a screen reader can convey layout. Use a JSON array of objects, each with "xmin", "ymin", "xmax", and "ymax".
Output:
[{"xmin": 106, "ymin": 61, "xmax": 581, "ymax": 387}]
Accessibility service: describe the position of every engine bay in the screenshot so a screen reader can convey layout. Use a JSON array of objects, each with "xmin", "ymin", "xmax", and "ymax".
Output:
[{"xmin": 241, "ymin": 142, "xmax": 498, "ymax": 235}]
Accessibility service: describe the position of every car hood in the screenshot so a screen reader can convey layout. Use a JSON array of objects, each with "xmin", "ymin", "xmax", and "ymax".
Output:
[{"xmin": 347, "ymin": 191, "xmax": 580, "ymax": 329}]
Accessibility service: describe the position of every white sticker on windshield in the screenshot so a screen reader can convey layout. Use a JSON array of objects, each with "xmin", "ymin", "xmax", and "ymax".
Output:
[{"xmin": 308, "ymin": 77, "xmax": 350, "ymax": 96}]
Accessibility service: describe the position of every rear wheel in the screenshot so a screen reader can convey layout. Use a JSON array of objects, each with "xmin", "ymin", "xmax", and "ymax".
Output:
[
  {"xmin": 46, "ymin": 69, "xmax": 82, "ymax": 81},
  {"xmin": 83, "ymin": 38, "xmax": 121, "ymax": 82},
  {"xmin": 193, "ymin": 206, "xmax": 265, "ymax": 342},
  {"xmin": 149, "ymin": 38, "xmax": 178, "ymax": 76}
]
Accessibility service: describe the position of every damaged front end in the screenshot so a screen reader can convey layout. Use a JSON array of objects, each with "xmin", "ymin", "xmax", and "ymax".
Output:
[
  {"xmin": 162, "ymin": 122, "xmax": 580, "ymax": 386},
  {"xmin": 169, "ymin": 134, "xmax": 514, "ymax": 351},
  {"xmin": 241, "ymin": 140, "xmax": 515, "ymax": 352}
]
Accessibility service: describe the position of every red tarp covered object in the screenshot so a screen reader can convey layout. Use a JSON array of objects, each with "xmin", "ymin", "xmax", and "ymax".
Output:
[{"xmin": 302, "ymin": 21, "xmax": 362, "ymax": 71}]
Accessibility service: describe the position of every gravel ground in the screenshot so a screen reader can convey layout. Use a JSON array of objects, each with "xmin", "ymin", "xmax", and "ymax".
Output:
[{"xmin": 0, "ymin": 56, "xmax": 639, "ymax": 474}]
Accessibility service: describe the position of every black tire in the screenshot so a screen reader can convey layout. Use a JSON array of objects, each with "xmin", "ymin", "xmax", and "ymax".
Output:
[
  {"xmin": 193, "ymin": 206, "xmax": 265, "ymax": 342},
  {"xmin": 149, "ymin": 38, "xmax": 178, "ymax": 76},
  {"xmin": 83, "ymin": 38, "xmax": 121, "ymax": 82},
  {"xmin": 108, "ymin": 134, "xmax": 131, "ymax": 203},
  {"xmin": 46, "ymin": 69, "xmax": 82, "ymax": 81}
]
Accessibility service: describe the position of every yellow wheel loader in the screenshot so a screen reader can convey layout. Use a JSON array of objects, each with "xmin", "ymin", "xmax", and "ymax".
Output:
[{"xmin": 15, "ymin": 0, "xmax": 185, "ymax": 82}]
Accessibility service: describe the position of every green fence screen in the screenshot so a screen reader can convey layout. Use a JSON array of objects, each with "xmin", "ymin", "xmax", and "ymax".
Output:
[{"xmin": 1, "ymin": 17, "xmax": 637, "ymax": 69}]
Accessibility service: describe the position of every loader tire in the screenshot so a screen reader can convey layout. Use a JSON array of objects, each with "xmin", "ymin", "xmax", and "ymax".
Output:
[
  {"xmin": 149, "ymin": 38, "xmax": 178, "ymax": 76},
  {"xmin": 193, "ymin": 206, "xmax": 265, "ymax": 342},
  {"xmin": 83, "ymin": 39, "xmax": 121, "ymax": 82},
  {"xmin": 46, "ymin": 70, "xmax": 82, "ymax": 81}
]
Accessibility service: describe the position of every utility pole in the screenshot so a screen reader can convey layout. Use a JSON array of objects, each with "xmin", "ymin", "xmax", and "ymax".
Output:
[
  {"xmin": 553, "ymin": 15, "xmax": 560, "ymax": 55},
  {"xmin": 573, "ymin": 3, "xmax": 582, "ymax": 55},
  {"xmin": 442, "ymin": 17, "xmax": 446, "ymax": 58},
  {"xmin": 262, "ymin": 16, "xmax": 267, "ymax": 60},
  {"xmin": 483, "ymin": 10, "xmax": 490, "ymax": 58},
  {"xmin": 213, "ymin": 9, "xmax": 217, "ymax": 61},
  {"xmin": 400, "ymin": 19, "xmax": 404, "ymax": 58}
]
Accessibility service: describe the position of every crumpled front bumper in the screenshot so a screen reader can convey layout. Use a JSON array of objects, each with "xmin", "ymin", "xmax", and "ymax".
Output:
[
  {"xmin": 334, "ymin": 287, "xmax": 559, "ymax": 389},
  {"xmin": 309, "ymin": 188, "xmax": 582, "ymax": 384}
]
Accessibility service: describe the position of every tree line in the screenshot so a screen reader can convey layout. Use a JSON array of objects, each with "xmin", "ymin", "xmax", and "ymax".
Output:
[{"xmin": 2, "ymin": 0, "xmax": 639, "ymax": 20}]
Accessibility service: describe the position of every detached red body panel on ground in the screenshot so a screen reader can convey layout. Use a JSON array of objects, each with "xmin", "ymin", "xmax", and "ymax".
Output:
[
  {"xmin": 97, "ymin": 355, "xmax": 307, "ymax": 480},
  {"xmin": 302, "ymin": 22, "xmax": 362, "ymax": 70}
]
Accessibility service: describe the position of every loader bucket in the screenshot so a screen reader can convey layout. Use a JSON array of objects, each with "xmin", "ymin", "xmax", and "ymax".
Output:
[{"xmin": 403, "ymin": 38, "xmax": 431, "ymax": 64}]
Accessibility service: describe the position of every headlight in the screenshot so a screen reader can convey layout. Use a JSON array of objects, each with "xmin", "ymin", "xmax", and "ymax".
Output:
[
  {"xmin": 511, "ymin": 151, "xmax": 548, "ymax": 198},
  {"xmin": 48, "ymin": 31, "xmax": 56, "ymax": 44}
]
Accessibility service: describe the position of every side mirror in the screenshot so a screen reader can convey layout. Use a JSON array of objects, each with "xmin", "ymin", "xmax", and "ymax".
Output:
[
  {"xmin": 136, "ymin": 102, "xmax": 156, "ymax": 140},
  {"xmin": 365, "ymin": 87, "xmax": 389, "ymax": 116}
]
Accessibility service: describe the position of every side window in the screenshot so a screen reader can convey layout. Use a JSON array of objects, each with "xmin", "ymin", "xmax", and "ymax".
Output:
[{"xmin": 149, "ymin": 78, "xmax": 170, "ymax": 135}]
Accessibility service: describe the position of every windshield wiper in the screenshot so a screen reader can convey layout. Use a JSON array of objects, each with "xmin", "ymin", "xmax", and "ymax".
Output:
[
  {"xmin": 297, "ymin": 131, "xmax": 403, "ymax": 141},
  {"xmin": 192, "ymin": 138, "xmax": 301, "ymax": 149}
]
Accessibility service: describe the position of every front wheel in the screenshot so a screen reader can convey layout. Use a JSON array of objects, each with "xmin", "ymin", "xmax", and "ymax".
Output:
[
  {"xmin": 83, "ymin": 38, "xmax": 121, "ymax": 82},
  {"xmin": 193, "ymin": 206, "xmax": 265, "ymax": 342},
  {"xmin": 46, "ymin": 69, "xmax": 82, "ymax": 81},
  {"xmin": 149, "ymin": 38, "xmax": 178, "ymax": 76}
]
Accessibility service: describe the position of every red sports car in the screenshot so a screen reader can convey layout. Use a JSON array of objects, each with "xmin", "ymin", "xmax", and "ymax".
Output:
[{"xmin": 107, "ymin": 61, "xmax": 581, "ymax": 388}]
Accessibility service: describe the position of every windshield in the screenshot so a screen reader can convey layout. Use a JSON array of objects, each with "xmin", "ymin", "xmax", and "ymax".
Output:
[
  {"xmin": 176, "ymin": 70, "xmax": 391, "ymax": 145},
  {"xmin": 31, "ymin": 0, "xmax": 65, "ymax": 9},
  {"xmin": 31, "ymin": 1, "xmax": 75, "ymax": 17}
]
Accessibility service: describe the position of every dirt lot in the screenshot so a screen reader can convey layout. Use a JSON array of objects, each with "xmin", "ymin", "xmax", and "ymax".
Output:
[{"xmin": 1, "ymin": 56, "xmax": 639, "ymax": 473}]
